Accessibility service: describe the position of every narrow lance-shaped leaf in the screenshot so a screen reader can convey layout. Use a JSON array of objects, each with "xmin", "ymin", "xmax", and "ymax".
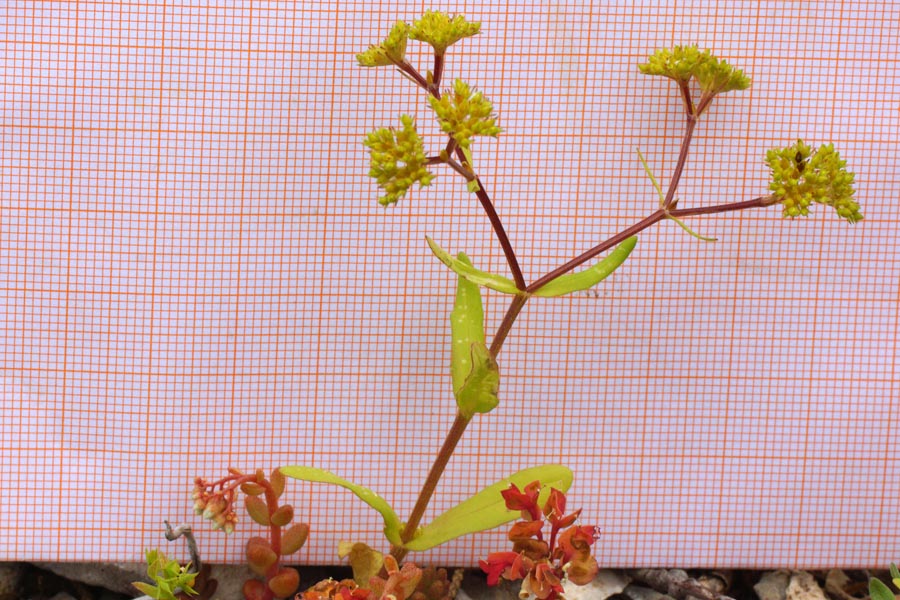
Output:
[
  {"xmin": 450, "ymin": 253, "xmax": 484, "ymax": 395},
  {"xmin": 426, "ymin": 236, "xmax": 520, "ymax": 295},
  {"xmin": 404, "ymin": 464, "xmax": 573, "ymax": 551},
  {"xmin": 278, "ymin": 466, "xmax": 404, "ymax": 546},
  {"xmin": 531, "ymin": 236, "xmax": 637, "ymax": 298},
  {"xmin": 451, "ymin": 255, "xmax": 500, "ymax": 418}
]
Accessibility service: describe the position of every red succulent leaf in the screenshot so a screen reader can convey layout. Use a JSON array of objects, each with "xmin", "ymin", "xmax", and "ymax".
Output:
[
  {"xmin": 565, "ymin": 552, "xmax": 600, "ymax": 586},
  {"xmin": 508, "ymin": 519, "xmax": 544, "ymax": 541},
  {"xmin": 552, "ymin": 508, "xmax": 581, "ymax": 531},
  {"xmin": 501, "ymin": 481, "xmax": 543, "ymax": 521},
  {"xmin": 556, "ymin": 525, "xmax": 599, "ymax": 562},
  {"xmin": 522, "ymin": 560, "xmax": 564, "ymax": 600},
  {"xmin": 479, "ymin": 551, "xmax": 520, "ymax": 586},
  {"xmin": 512, "ymin": 538, "xmax": 550, "ymax": 562},
  {"xmin": 542, "ymin": 488, "xmax": 566, "ymax": 520},
  {"xmin": 508, "ymin": 552, "xmax": 534, "ymax": 582}
]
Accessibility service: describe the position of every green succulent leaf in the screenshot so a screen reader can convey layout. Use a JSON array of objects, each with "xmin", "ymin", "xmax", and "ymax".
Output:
[
  {"xmin": 891, "ymin": 563, "xmax": 900, "ymax": 588},
  {"xmin": 531, "ymin": 236, "xmax": 637, "ymax": 298},
  {"xmin": 765, "ymin": 140, "xmax": 862, "ymax": 223},
  {"xmin": 278, "ymin": 466, "xmax": 404, "ymax": 546},
  {"xmin": 410, "ymin": 11, "xmax": 481, "ymax": 54},
  {"xmin": 364, "ymin": 114, "xmax": 435, "ymax": 206},
  {"xmin": 426, "ymin": 236, "xmax": 520, "ymax": 295},
  {"xmin": 457, "ymin": 342, "xmax": 500, "ymax": 418},
  {"xmin": 357, "ymin": 21, "xmax": 410, "ymax": 67},
  {"xmin": 870, "ymin": 578, "xmax": 896, "ymax": 600},
  {"xmin": 450, "ymin": 254, "xmax": 485, "ymax": 393},
  {"xmin": 639, "ymin": 45, "xmax": 750, "ymax": 97},
  {"xmin": 428, "ymin": 79, "xmax": 502, "ymax": 150},
  {"xmin": 404, "ymin": 465, "xmax": 573, "ymax": 551},
  {"xmin": 133, "ymin": 549, "xmax": 198, "ymax": 600}
]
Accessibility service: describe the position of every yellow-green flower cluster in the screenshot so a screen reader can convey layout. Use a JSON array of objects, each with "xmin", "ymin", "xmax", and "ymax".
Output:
[
  {"xmin": 428, "ymin": 79, "xmax": 502, "ymax": 150},
  {"xmin": 410, "ymin": 11, "xmax": 481, "ymax": 54},
  {"xmin": 357, "ymin": 21, "xmax": 409, "ymax": 67},
  {"xmin": 363, "ymin": 115, "xmax": 435, "ymax": 206},
  {"xmin": 639, "ymin": 45, "xmax": 750, "ymax": 96},
  {"xmin": 765, "ymin": 140, "xmax": 862, "ymax": 223}
]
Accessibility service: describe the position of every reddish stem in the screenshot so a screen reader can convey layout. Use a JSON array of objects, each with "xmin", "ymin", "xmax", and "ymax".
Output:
[
  {"xmin": 432, "ymin": 53, "xmax": 445, "ymax": 94},
  {"xmin": 662, "ymin": 115, "xmax": 697, "ymax": 210},
  {"xmin": 527, "ymin": 210, "xmax": 667, "ymax": 293}
]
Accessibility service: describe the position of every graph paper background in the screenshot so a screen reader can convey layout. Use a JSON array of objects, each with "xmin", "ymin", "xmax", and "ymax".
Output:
[{"xmin": 1, "ymin": 1, "xmax": 898, "ymax": 568}]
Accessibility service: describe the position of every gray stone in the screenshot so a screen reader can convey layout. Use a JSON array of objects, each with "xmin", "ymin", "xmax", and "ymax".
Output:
[
  {"xmin": 563, "ymin": 570, "xmax": 631, "ymax": 600},
  {"xmin": 0, "ymin": 562, "xmax": 25, "ymax": 600},
  {"xmin": 33, "ymin": 561, "xmax": 255, "ymax": 600},
  {"xmin": 624, "ymin": 584, "xmax": 677, "ymax": 600},
  {"xmin": 32, "ymin": 562, "xmax": 145, "ymax": 595},
  {"xmin": 755, "ymin": 571, "xmax": 792, "ymax": 600},
  {"xmin": 205, "ymin": 564, "xmax": 256, "ymax": 600},
  {"xmin": 458, "ymin": 572, "xmax": 522, "ymax": 600}
]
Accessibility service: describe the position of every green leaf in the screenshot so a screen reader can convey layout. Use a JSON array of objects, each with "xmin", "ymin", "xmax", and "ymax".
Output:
[
  {"xmin": 531, "ymin": 237, "xmax": 637, "ymax": 298},
  {"xmin": 135, "ymin": 549, "xmax": 197, "ymax": 600},
  {"xmin": 426, "ymin": 236, "xmax": 520, "ymax": 295},
  {"xmin": 456, "ymin": 342, "xmax": 500, "ymax": 418},
  {"xmin": 404, "ymin": 464, "xmax": 573, "ymax": 551},
  {"xmin": 667, "ymin": 215, "xmax": 717, "ymax": 242},
  {"xmin": 450, "ymin": 254, "xmax": 485, "ymax": 395},
  {"xmin": 636, "ymin": 148, "xmax": 664, "ymax": 206},
  {"xmin": 278, "ymin": 466, "xmax": 403, "ymax": 546},
  {"xmin": 132, "ymin": 582, "xmax": 163, "ymax": 599},
  {"xmin": 870, "ymin": 578, "xmax": 896, "ymax": 600}
]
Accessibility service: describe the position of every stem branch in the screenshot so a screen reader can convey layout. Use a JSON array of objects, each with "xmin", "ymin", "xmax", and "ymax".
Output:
[
  {"xmin": 663, "ymin": 115, "xmax": 698, "ymax": 210},
  {"xmin": 490, "ymin": 294, "xmax": 530, "ymax": 356},
  {"xmin": 391, "ymin": 413, "xmax": 471, "ymax": 563},
  {"xmin": 528, "ymin": 210, "xmax": 667, "ymax": 293}
]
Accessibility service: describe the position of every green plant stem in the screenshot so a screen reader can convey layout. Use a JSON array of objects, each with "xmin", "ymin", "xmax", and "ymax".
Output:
[
  {"xmin": 387, "ymin": 193, "xmax": 774, "ymax": 567},
  {"xmin": 387, "ymin": 52, "xmax": 770, "ymax": 572}
]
